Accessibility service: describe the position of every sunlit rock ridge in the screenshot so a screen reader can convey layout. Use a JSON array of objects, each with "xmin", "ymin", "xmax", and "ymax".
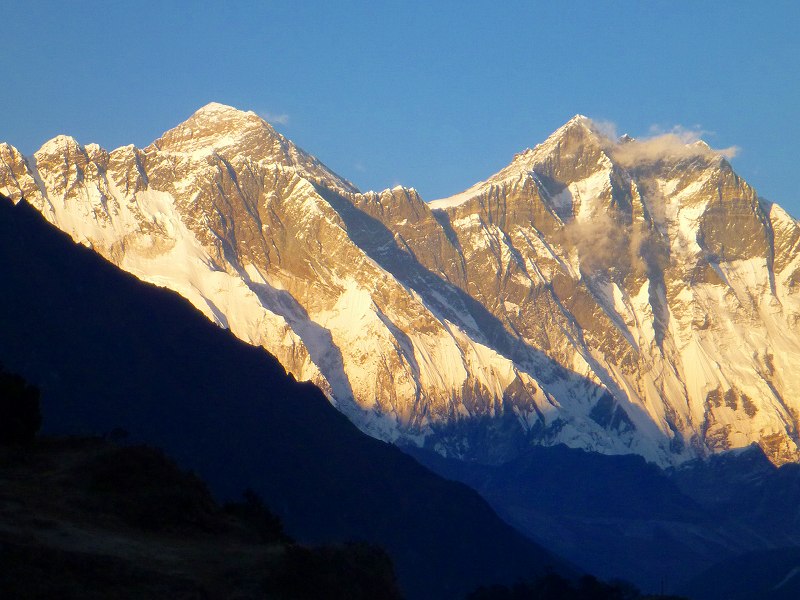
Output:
[{"xmin": 2, "ymin": 104, "xmax": 799, "ymax": 466}]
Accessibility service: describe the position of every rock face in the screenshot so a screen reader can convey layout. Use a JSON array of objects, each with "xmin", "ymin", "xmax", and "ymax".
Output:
[{"xmin": 2, "ymin": 105, "xmax": 799, "ymax": 466}]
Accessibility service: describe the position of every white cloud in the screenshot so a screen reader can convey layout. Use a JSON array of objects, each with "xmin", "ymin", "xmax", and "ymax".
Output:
[
  {"xmin": 592, "ymin": 119, "xmax": 619, "ymax": 141},
  {"xmin": 259, "ymin": 111, "xmax": 290, "ymax": 125},
  {"xmin": 596, "ymin": 122, "xmax": 739, "ymax": 167},
  {"xmin": 557, "ymin": 211, "xmax": 668, "ymax": 276}
]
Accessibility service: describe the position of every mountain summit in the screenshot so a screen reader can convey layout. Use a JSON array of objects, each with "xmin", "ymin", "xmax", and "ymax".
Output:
[
  {"xmin": 146, "ymin": 103, "xmax": 357, "ymax": 193},
  {"xmin": 1, "ymin": 106, "xmax": 798, "ymax": 466}
]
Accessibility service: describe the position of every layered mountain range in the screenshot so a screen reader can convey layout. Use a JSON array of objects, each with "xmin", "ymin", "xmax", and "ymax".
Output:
[
  {"xmin": 0, "ymin": 197, "xmax": 568, "ymax": 599},
  {"xmin": 2, "ymin": 103, "xmax": 798, "ymax": 466}
]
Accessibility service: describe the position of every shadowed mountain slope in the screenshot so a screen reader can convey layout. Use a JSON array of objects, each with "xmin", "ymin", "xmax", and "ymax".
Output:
[
  {"xmin": 407, "ymin": 441, "xmax": 800, "ymax": 594},
  {"xmin": 0, "ymin": 197, "xmax": 570, "ymax": 599},
  {"xmin": 680, "ymin": 547, "xmax": 800, "ymax": 600}
]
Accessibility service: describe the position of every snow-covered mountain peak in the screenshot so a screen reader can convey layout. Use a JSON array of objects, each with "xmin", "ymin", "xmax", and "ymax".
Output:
[
  {"xmin": 35, "ymin": 134, "xmax": 83, "ymax": 157},
  {"xmin": 555, "ymin": 113, "xmax": 595, "ymax": 134},
  {"xmin": 504, "ymin": 115, "xmax": 612, "ymax": 178},
  {"xmin": 188, "ymin": 101, "xmax": 265, "ymax": 128},
  {"xmin": 193, "ymin": 101, "xmax": 257, "ymax": 118},
  {"xmin": 0, "ymin": 141, "xmax": 25, "ymax": 162},
  {"xmin": 146, "ymin": 103, "xmax": 276, "ymax": 156},
  {"xmin": 145, "ymin": 103, "xmax": 357, "ymax": 193},
  {"xmin": 542, "ymin": 114, "xmax": 608, "ymax": 145},
  {"xmin": 429, "ymin": 115, "xmax": 614, "ymax": 210}
]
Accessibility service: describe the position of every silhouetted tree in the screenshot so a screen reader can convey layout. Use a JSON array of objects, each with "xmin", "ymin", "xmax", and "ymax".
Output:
[
  {"xmin": 0, "ymin": 366, "xmax": 41, "ymax": 445},
  {"xmin": 224, "ymin": 488, "xmax": 290, "ymax": 543}
]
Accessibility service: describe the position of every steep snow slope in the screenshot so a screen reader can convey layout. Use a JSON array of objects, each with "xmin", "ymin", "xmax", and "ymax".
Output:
[{"xmin": 1, "ymin": 105, "xmax": 798, "ymax": 465}]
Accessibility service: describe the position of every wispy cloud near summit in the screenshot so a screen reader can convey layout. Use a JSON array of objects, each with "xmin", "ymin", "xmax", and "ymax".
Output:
[
  {"xmin": 594, "ymin": 121, "xmax": 739, "ymax": 167},
  {"xmin": 259, "ymin": 111, "xmax": 290, "ymax": 126}
]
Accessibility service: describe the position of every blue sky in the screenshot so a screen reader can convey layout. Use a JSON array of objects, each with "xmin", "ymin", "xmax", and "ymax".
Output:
[{"xmin": 2, "ymin": 1, "xmax": 799, "ymax": 214}]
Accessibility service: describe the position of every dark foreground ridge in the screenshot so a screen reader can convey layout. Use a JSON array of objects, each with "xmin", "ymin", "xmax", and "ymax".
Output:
[
  {"xmin": 0, "ymin": 196, "xmax": 571, "ymax": 599},
  {"xmin": 0, "ymin": 435, "xmax": 401, "ymax": 599},
  {"xmin": 468, "ymin": 573, "xmax": 687, "ymax": 599}
]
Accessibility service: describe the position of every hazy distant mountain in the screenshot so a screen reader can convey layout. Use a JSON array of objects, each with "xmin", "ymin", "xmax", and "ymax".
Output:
[
  {"xmin": 680, "ymin": 546, "xmax": 800, "ymax": 600},
  {"xmin": 1, "ymin": 104, "xmax": 799, "ymax": 466},
  {"xmin": 409, "ymin": 441, "xmax": 800, "ymax": 593},
  {"xmin": 0, "ymin": 198, "xmax": 569, "ymax": 600}
]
